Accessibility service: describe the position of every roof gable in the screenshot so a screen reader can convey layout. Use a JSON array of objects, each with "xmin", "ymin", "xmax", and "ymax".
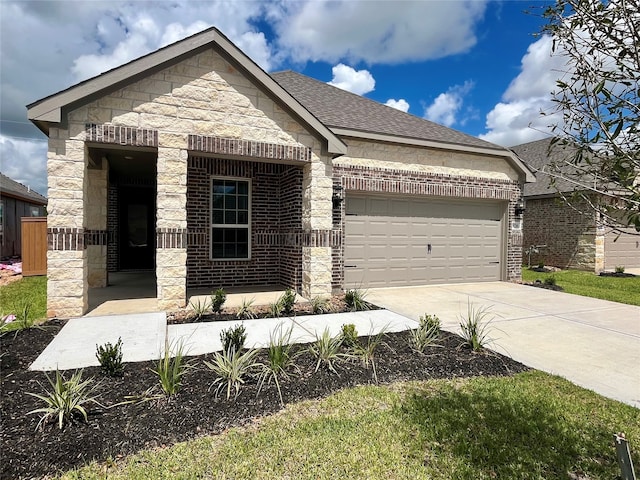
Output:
[{"xmin": 27, "ymin": 27, "xmax": 346, "ymax": 156}]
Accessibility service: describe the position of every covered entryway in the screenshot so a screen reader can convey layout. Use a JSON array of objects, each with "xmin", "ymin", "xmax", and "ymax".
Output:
[
  {"xmin": 604, "ymin": 228, "xmax": 640, "ymax": 270},
  {"xmin": 344, "ymin": 194, "xmax": 506, "ymax": 288}
]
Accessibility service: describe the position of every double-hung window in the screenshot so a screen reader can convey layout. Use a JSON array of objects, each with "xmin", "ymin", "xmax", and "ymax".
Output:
[{"xmin": 211, "ymin": 178, "xmax": 250, "ymax": 260}]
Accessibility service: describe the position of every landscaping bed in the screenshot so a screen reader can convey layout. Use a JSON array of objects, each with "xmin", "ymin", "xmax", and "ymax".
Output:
[{"xmin": 1, "ymin": 318, "xmax": 528, "ymax": 479}]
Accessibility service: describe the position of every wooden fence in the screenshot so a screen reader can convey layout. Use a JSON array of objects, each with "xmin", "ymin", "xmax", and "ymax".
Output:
[{"xmin": 21, "ymin": 217, "xmax": 47, "ymax": 276}]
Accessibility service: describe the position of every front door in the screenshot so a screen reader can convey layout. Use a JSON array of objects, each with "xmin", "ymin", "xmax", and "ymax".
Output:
[{"xmin": 119, "ymin": 187, "xmax": 155, "ymax": 270}]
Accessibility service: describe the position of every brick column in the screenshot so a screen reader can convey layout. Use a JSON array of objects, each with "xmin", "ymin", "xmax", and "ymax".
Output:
[
  {"xmin": 156, "ymin": 134, "xmax": 188, "ymax": 310},
  {"xmin": 46, "ymin": 129, "xmax": 88, "ymax": 318},
  {"xmin": 301, "ymin": 155, "xmax": 333, "ymax": 298}
]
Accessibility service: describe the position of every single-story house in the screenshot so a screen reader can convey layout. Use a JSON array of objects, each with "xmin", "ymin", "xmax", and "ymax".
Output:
[
  {"xmin": 27, "ymin": 27, "xmax": 535, "ymax": 319},
  {"xmin": 0, "ymin": 172, "xmax": 47, "ymax": 258},
  {"xmin": 512, "ymin": 137, "xmax": 639, "ymax": 272}
]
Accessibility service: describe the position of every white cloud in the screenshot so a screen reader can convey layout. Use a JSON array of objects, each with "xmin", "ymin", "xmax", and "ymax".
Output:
[
  {"xmin": 0, "ymin": 135, "xmax": 48, "ymax": 197},
  {"xmin": 385, "ymin": 99, "xmax": 410, "ymax": 113},
  {"xmin": 235, "ymin": 31, "xmax": 272, "ymax": 71},
  {"xmin": 424, "ymin": 81, "xmax": 474, "ymax": 127},
  {"xmin": 479, "ymin": 35, "xmax": 566, "ymax": 147},
  {"xmin": 327, "ymin": 64, "xmax": 375, "ymax": 95},
  {"xmin": 271, "ymin": 0, "xmax": 487, "ymax": 64}
]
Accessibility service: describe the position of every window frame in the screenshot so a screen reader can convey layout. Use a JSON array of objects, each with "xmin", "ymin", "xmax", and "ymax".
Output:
[{"xmin": 209, "ymin": 176, "xmax": 252, "ymax": 261}]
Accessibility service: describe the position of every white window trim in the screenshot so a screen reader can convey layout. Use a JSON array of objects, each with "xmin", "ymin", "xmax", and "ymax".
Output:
[{"xmin": 210, "ymin": 176, "xmax": 252, "ymax": 261}]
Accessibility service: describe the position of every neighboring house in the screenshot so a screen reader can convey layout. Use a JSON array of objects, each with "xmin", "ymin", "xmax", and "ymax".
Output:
[
  {"xmin": 511, "ymin": 138, "xmax": 639, "ymax": 272},
  {"xmin": 27, "ymin": 27, "xmax": 534, "ymax": 319},
  {"xmin": 0, "ymin": 173, "xmax": 47, "ymax": 258}
]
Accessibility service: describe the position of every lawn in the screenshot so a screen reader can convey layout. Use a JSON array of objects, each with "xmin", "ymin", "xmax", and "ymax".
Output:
[
  {"xmin": 0, "ymin": 276, "xmax": 47, "ymax": 331},
  {"xmin": 522, "ymin": 268, "xmax": 640, "ymax": 306},
  {"xmin": 59, "ymin": 371, "xmax": 640, "ymax": 480}
]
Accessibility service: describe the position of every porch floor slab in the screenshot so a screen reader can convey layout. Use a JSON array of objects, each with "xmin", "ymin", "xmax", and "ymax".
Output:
[{"xmin": 29, "ymin": 312, "xmax": 166, "ymax": 371}]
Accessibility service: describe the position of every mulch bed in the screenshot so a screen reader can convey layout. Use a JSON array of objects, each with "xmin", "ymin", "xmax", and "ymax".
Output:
[
  {"xmin": 599, "ymin": 271, "xmax": 636, "ymax": 278},
  {"xmin": 1, "ymin": 317, "xmax": 529, "ymax": 480},
  {"xmin": 523, "ymin": 280, "xmax": 564, "ymax": 292}
]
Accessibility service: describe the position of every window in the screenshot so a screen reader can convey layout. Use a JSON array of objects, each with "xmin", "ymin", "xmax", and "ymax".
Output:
[
  {"xmin": 30, "ymin": 206, "xmax": 41, "ymax": 217},
  {"xmin": 211, "ymin": 178, "xmax": 250, "ymax": 260}
]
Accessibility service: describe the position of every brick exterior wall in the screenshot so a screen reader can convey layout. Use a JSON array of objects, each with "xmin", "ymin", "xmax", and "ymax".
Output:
[{"xmin": 523, "ymin": 196, "xmax": 597, "ymax": 270}]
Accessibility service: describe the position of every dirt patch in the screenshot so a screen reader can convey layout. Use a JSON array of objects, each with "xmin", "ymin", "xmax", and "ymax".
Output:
[
  {"xmin": 0, "ymin": 268, "xmax": 22, "ymax": 287},
  {"xmin": 1, "ymin": 318, "xmax": 529, "ymax": 480}
]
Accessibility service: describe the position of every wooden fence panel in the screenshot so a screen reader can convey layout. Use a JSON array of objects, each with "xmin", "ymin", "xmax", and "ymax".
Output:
[{"xmin": 21, "ymin": 217, "xmax": 47, "ymax": 276}]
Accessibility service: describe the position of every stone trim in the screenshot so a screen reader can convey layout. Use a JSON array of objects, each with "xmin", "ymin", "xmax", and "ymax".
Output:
[
  {"xmin": 188, "ymin": 135, "xmax": 312, "ymax": 162},
  {"xmin": 157, "ymin": 228, "xmax": 187, "ymax": 249},
  {"xmin": 86, "ymin": 123, "xmax": 158, "ymax": 147},
  {"xmin": 48, "ymin": 228, "xmax": 85, "ymax": 251},
  {"xmin": 335, "ymin": 165, "xmax": 516, "ymax": 200}
]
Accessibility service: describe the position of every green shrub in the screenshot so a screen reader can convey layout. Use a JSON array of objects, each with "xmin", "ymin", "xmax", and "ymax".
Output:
[
  {"xmin": 268, "ymin": 300, "xmax": 283, "ymax": 318},
  {"xmin": 410, "ymin": 314, "xmax": 441, "ymax": 353},
  {"xmin": 152, "ymin": 340, "xmax": 191, "ymax": 396},
  {"xmin": 344, "ymin": 289, "xmax": 372, "ymax": 312},
  {"xmin": 189, "ymin": 298, "xmax": 211, "ymax": 321},
  {"xmin": 257, "ymin": 322, "xmax": 300, "ymax": 405},
  {"xmin": 340, "ymin": 323, "xmax": 359, "ymax": 349},
  {"xmin": 278, "ymin": 288, "xmax": 297, "ymax": 315},
  {"xmin": 354, "ymin": 326, "xmax": 388, "ymax": 383},
  {"xmin": 309, "ymin": 327, "xmax": 346, "ymax": 373},
  {"xmin": 95, "ymin": 337, "xmax": 124, "ymax": 377},
  {"xmin": 236, "ymin": 297, "xmax": 256, "ymax": 320},
  {"xmin": 220, "ymin": 324, "xmax": 247, "ymax": 354},
  {"xmin": 211, "ymin": 288, "xmax": 227, "ymax": 314},
  {"xmin": 310, "ymin": 296, "xmax": 331, "ymax": 314},
  {"xmin": 1, "ymin": 299, "xmax": 37, "ymax": 334},
  {"xmin": 537, "ymin": 262, "xmax": 545, "ymax": 269},
  {"xmin": 615, "ymin": 265, "xmax": 625, "ymax": 274},
  {"xmin": 544, "ymin": 276, "xmax": 557, "ymax": 286},
  {"xmin": 205, "ymin": 348, "xmax": 260, "ymax": 400},
  {"xmin": 459, "ymin": 302, "xmax": 494, "ymax": 352},
  {"xmin": 27, "ymin": 369, "xmax": 100, "ymax": 430}
]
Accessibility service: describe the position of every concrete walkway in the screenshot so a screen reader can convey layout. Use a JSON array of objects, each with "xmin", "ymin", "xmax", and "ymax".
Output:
[{"xmin": 367, "ymin": 282, "xmax": 640, "ymax": 408}]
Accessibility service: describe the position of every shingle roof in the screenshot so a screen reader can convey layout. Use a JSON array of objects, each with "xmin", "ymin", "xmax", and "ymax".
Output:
[
  {"xmin": 511, "ymin": 138, "xmax": 582, "ymax": 197},
  {"xmin": 0, "ymin": 173, "xmax": 47, "ymax": 204},
  {"xmin": 271, "ymin": 70, "xmax": 504, "ymax": 151}
]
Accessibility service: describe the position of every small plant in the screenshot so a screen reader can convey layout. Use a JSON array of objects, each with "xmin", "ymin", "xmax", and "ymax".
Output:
[
  {"xmin": 344, "ymin": 288, "xmax": 372, "ymax": 312},
  {"xmin": 152, "ymin": 340, "xmax": 191, "ymax": 396},
  {"xmin": 204, "ymin": 348, "xmax": 260, "ymax": 399},
  {"xmin": 268, "ymin": 300, "xmax": 283, "ymax": 318},
  {"xmin": 278, "ymin": 288, "xmax": 297, "ymax": 315},
  {"xmin": 310, "ymin": 296, "xmax": 331, "ymax": 314},
  {"xmin": 615, "ymin": 265, "xmax": 625, "ymax": 274},
  {"xmin": 27, "ymin": 369, "xmax": 101, "ymax": 430},
  {"xmin": 410, "ymin": 314, "xmax": 441, "ymax": 353},
  {"xmin": 459, "ymin": 302, "xmax": 494, "ymax": 352},
  {"xmin": 236, "ymin": 297, "xmax": 256, "ymax": 320},
  {"xmin": 211, "ymin": 288, "xmax": 227, "ymax": 314},
  {"xmin": 340, "ymin": 323, "xmax": 359, "ymax": 350},
  {"xmin": 257, "ymin": 322, "xmax": 300, "ymax": 405},
  {"xmin": 357, "ymin": 327, "xmax": 389, "ymax": 383},
  {"xmin": 220, "ymin": 323, "xmax": 247, "ymax": 354},
  {"xmin": 95, "ymin": 337, "xmax": 124, "ymax": 377},
  {"xmin": 537, "ymin": 262, "xmax": 545, "ymax": 269},
  {"xmin": 308, "ymin": 327, "xmax": 346, "ymax": 373},
  {"xmin": 544, "ymin": 276, "xmax": 557, "ymax": 286},
  {"xmin": 189, "ymin": 298, "xmax": 211, "ymax": 321}
]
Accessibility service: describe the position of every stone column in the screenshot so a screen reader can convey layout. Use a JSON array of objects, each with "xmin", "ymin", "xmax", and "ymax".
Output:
[
  {"xmin": 46, "ymin": 129, "xmax": 88, "ymax": 318},
  {"xmin": 301, "ymin": 154, "xmax": 333, "ymax": 298},
  {"xmin": 156, "ymin": 133, "xmax": 188, "ymax": 310},
  {"xmin": 86, "ymin": 158, "xmax": 108, "ymax": 288}
]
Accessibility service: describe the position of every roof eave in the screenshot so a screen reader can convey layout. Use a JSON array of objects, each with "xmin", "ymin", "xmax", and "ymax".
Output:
[
  {"xmin": 26, "ymin": 28, "xmax": 347, "ymax": 156},
  {"xmin": 332, "ymin": 128, "xmax": 536, "ymax": 182}
]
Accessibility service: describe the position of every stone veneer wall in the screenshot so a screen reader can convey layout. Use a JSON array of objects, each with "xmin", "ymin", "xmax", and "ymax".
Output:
[
  {"xmin": 523, "ymin": 197, "xmax": 597, "ymax": 270},
  {"xmin": 186, "ymin": 156, "xmax": 304, "ymax": 290},
  {"xmin": 332, "ymin": 164, "xmax": 524, "ymax": 288},
  {"xmin": 45, "ymin": 46, "xmax": 332, "ymax": 316}
]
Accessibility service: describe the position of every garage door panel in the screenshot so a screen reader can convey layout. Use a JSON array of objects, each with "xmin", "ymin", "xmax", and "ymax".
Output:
[{"xmin": 604, "ymin": 229, "xmax": 640, "ymax": 269}]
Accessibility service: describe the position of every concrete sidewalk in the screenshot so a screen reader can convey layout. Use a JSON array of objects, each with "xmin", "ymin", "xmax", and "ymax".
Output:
[
  {"xmin": 367, "ymin": 282, "xmax": 640, "ymax": 408},
  {"xmin": 30, "ymin": 309, "xmax": 415, "ymax": 371}
]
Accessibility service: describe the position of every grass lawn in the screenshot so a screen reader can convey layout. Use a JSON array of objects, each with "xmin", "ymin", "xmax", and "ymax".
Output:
[
  {"xmin": 0, "ymin": 276, "xmax": 47, "ymax": 331},
  {"xmin": 60, "ymin": 371, "xmax": 639, "ymax": 480},
  {"xmin": 522, "ymin": 268, "xmax": 640, "ymax": 306}
]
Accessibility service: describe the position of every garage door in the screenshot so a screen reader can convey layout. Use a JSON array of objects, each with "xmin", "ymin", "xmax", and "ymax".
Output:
[
  {"xmin": 604, "ymin": 228, "xmax": 640, "ymax": 269},
  {"xmin": 344, "ymin": 194, "xmax": 505, "ymax": 288}
]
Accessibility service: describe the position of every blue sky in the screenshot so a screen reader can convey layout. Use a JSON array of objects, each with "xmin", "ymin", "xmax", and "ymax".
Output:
[{"xmin": 0, "ymin": 0, "xmax": 562, "ymax": 196}]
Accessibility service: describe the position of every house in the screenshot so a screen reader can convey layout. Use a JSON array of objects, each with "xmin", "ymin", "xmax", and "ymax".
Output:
[
  {"xmin": 27, "ymin": 27, "xmax": 534, "ymax": 319},
  {"xmin": 511, "ymin": 137, "xmax": 639, "ymax": 272},
  {"xmin": 0, "ymin": 172, "xmax": 47, "ymax": 258}
]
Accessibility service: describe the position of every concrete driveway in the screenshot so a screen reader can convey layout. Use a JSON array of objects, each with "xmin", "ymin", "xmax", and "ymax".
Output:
[{"xmin": 367, "ymin": 282, "xmax": 640, "ymax": 408}]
